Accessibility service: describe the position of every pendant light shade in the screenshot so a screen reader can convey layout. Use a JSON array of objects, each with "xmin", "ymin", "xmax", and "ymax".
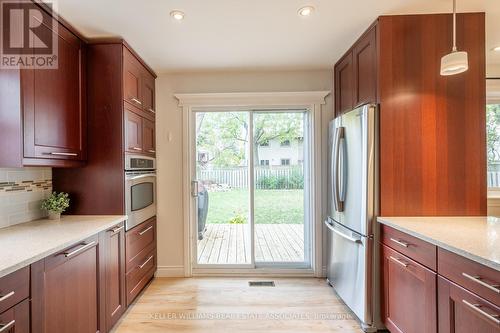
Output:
[
  {"xmin": 440, "ymin": 0, "xmax": 468, "ymax": 76},
  {"xmin": 440, "ymin": 51, "xmax": 468, "ymax": 75}
]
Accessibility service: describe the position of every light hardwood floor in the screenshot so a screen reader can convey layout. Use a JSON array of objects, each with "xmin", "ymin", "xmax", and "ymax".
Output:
[{"xmin": 112, "ymin": 277, "xmax": 363, "ymax": 333}]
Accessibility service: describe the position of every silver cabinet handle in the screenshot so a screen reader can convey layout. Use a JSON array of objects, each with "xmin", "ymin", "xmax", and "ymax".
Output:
[
  {"xmin": 390, "ymin": 238, "xmax": 409, "ymax": 248},
  {"xmin": 49, "ymin": 152, "xmax": 78, "ymax": 156},
  {"xmin": 324, "ymin": 220, "xmax": 361, "ymax": 243},
  {"xmin": 130, "ymin": 147, "xmax": 142, "ymax": 151},
  {"xmin": 462, "ymin": 273, "xmax": 500, "ymax": 293},
  {"xmin": 0, "ymin": 291, "xmax": 15, "ymax": 303},
  {"xmin": 109, "ymin": 226, "xmax": 124, "ymax": 234},
  {"xmin": 138, "ymin": 225, "xmax": 153, "ymax": 236},
  {"xmin": 148, "ymin": 108, "xmax": 155, "ymax": 114},
  {"xmin": 62, "ymin": 241, "xmax": 96, "ymax": 258},
  {"xmin": 138, "ymin": 255, "xmax": 154, "ymax": 269},
  {"xmin": 0, "ymin": 320, "xmax": 15, "ymax": 332},
  {"xmin": 462, "ymin": 299, "xmax": 500, "ymax": 325},
  {"xmin": 131, "ymin": 97, "xmax": 142, "ymax": 105},
  {"xmin": 389, "ymin": 256, "xmax": 409, "ymax": 268},
  {"xmin": 148, "ymin": 149, "xmax": 156, "ymax": 153}
]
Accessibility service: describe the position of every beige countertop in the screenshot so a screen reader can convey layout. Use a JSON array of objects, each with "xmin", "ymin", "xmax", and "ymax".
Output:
[
  {"xmin": 377, "ymin": 216, "xmax": 500, "ymax": 271},
  {"xmin": 0, "ymin": 215, "xmax": 127, "ymax": 278}
]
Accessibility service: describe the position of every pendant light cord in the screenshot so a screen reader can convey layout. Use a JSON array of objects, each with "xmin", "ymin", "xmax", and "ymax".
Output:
[{"xmin": 452, "ymin": 0, "xmax": 457, "ymax": 52}]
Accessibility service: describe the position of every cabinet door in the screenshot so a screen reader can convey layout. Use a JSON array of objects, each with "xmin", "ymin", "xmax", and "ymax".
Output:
[
  {"xmin": 353, "ymin": 26, "xmax": 377, "ymax": 107},
  {"xmin": 334, "ymin": 52, "xmax": 354, "ymax": 116},
  {"xmin": 123, "ymin": 48, "xmax": 143, "ymax": 109},
  {"xmin": 143, "ymin": 118, "xmax": 156, "ymax": 156},
  {"xmin": 22, "ymin": 14, "xmax": 86, "ymax": 162},
  {"xmin": 100, "ymin": 223, "xmax": 126, "ymax": 331},
  {"xmin": 382, "ymin": 244, "xmax": 437, "ymax": 333},
  {"xmin": 438, "ymin": 276, "xmax": 500, "ymax": 333},
  {"xmin": 0, "ymin": 299, "xmax": 30, "ymax": 333},
  {"xmin": 141, "ymin": 71, "xmax": 156, "ymax": 118},
  {"xmin": 31, "ymin": 235, "xmax": 100, "ymax": 333},
  {"xmin": 125, "ymin": 107, "xmax": 143, "ymax": 153}
]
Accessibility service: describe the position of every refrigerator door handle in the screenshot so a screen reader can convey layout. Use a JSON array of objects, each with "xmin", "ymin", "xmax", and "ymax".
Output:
[
  {"xmin": 324, "ymin": 220, "xmax": 361, "ymax": 243},
  {"xmin": 333, "ymin": 126, "xmax": 345, "ymax": 212}
]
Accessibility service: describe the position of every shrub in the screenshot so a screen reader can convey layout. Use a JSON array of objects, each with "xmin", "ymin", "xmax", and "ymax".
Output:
[{"xmin": 229, "ymin": 213, "xmax": 246, "ymax": 224}]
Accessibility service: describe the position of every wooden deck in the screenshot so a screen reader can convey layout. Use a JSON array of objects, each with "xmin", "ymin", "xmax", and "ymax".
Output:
[{"xmin": 197, "ymin": 224, "xmax": 304, "ymax": 264}]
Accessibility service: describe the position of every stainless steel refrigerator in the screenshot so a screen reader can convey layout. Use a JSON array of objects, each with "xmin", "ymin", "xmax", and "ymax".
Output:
[{"xmin": 326, "ymin": 103, "xmax": 382, "ymax": 332}]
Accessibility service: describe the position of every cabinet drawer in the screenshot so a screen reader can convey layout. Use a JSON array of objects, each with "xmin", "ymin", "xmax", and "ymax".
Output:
[
  {"xmin": 381, "ymin": 224, "xmax": 437, "ymax": 270},
  {"xmin": 126, "ymin": 247, "xmax": 156, "ymax": 305},
  {"xmin": 0, "ymin": 267, "xmax": 29, "ymax": 314},
  {"xmin": 126, "ymin": 217, "xmax": 156, "ymax": 273},
  {"xmin": 438, "ymin": 248, "xmax": 499, "ymax": 306},
  {"xmin": 0, "ymin": 298, "xmax": 29, "ymax": 333},
  {"xmin": 438, "ymin": 276, "xmax": 500, "ymax": 332}
]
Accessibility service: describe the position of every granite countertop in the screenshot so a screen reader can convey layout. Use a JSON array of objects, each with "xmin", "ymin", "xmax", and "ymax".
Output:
[
  {"xmin": 377, "ymin": 216, "xmax": 500, "ymax": 271},
  {"xmin": 0, "ymin": 215, "xmax": 127, "ymax": 278}
]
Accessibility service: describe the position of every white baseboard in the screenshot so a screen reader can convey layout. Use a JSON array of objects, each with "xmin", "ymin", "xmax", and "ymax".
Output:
[{"xmin": 155, "ymin": 265, "xmax": 185, "ymax": 277}]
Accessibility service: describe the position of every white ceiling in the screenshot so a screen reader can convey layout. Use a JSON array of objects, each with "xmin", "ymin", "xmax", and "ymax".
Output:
[{"xmin": 52, "ymin": 0, "xmax": 500, "ymax": 74}]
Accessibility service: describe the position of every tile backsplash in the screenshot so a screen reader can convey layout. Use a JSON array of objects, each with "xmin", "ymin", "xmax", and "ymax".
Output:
[{"xmin": 0, "ymin": 167, "xmax": 52, "ymax": 229}]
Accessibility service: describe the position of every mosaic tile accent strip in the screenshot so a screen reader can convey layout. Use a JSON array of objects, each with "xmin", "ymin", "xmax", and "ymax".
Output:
[
  {"xmin": 0, "ymin": 167, "xmax": 52, "ymax": 229},
  {"xmin": 0, "ymin": 179, "xmax": 52, "ymax": 192}
]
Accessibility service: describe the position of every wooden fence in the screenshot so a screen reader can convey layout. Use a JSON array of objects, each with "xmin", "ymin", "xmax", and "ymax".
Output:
[{"xmin": 198, "ymin": 167, "xmax": 303, "ymax": 189}]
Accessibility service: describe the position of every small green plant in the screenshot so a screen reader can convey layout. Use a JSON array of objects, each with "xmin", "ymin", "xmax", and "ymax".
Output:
[
  {"xmin": 41, "ymin": 192, "xmax": 70, "ymax": 213},
  {"xmin": 229, "ymin": 213, "xmax": 246, "ymax": 224}
]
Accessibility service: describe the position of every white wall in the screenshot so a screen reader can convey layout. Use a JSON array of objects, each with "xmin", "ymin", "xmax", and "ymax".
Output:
[{"xmin": 155, "ymin": 69, "xmax": 333, "ymax": 276}]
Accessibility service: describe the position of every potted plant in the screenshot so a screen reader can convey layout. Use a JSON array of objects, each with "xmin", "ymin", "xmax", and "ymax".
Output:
[{"xmin": 41, "ymin": 192, "xmax": 70, "ymax": 220}]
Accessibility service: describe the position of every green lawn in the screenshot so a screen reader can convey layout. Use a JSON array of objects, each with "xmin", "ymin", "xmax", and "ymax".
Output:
[{"xmin": 204, "ymin": 189, "xmax": 304, "ymax": 224}]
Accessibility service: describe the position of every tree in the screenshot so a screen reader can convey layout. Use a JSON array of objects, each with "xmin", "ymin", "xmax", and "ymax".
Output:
[
  {"xmin": 487, "ymin": 104, "xmax": 500, "ymax": 165},
  {"xmin": 196, "ymin": 112, "xmax": 304, "ymax": 168}
]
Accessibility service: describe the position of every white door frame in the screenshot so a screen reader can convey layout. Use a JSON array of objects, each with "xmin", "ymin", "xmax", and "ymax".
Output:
[{"xmin": 175, "ymin": 91, "xmax": 330, "ymax": 277}]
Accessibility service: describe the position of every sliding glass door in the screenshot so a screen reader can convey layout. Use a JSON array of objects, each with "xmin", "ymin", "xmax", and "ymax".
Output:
[{"xmin": 193, "ymin": 109, "xmax": 310, "ymax": 269}]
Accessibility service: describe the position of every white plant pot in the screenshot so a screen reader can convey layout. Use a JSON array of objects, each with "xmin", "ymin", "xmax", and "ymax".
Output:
[{"xmin": 48, "ymin": 211, "xmax": 61, "ymax": 220}]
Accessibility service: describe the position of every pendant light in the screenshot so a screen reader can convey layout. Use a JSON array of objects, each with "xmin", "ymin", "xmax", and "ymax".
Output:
[{"xmin": 440, "ymin": 0, "xmax": 468, "ymax": 76}]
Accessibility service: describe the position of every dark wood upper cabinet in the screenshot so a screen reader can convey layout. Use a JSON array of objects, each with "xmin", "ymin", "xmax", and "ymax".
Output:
[
  {"xmin": 334, "ymin": 13, "xmax": 486, "ymax": 216},
  {"xmin": 100, "ymin": 223, "xmax": 126, "ymax": 332},
  {"xmin": 125, "ymin": 107, "xmax": 143, "ymax": 154},
  {"xmin": 438, "ymin": 276, "xmax": 500, "ymax": 333},
  {"xmin": 142, "ymin": 71, "xmax": 156, "ymax": 117},
  {"xmin": 31, "ymin": 235, "xmax": 101, "ymax": 333},
  {"xmin": 353, "ymin": 26, "xmax": 377, "ymax": 108},
  {"xmin": 381, "ymin": 244, "xmax": 437, "ymax": 333},
  {"xmin": 143, "ymin": 118, "xmax": 156, "ymax": 156},
  {"xmin": 123, "ymin": 48, "xmax": 143, "ymax": 109},
  {"xmin": 334, "ymin": 52, "xmax": 354, "ymax": 116},
  {"xmin": 0, "ymin": 3, "xmax": 87, "ymax": 168}
]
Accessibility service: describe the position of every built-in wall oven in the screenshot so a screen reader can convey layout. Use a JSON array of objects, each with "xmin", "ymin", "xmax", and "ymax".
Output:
[{"xmin": 125, "ymin": 155, "xmax": 156, "ymax": 231}]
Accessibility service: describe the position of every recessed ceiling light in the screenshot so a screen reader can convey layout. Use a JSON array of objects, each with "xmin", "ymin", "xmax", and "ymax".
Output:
[
  {"xmin": 170, "ymin": 10, "xmax": 185, "ymax": 21},
  {"xmin": 298, "ymin": 6, "xmax": 315, "ymax": 17},
  {"xmin": 493, "ymin": 46, "xmax": 500, "ymax": 52}
]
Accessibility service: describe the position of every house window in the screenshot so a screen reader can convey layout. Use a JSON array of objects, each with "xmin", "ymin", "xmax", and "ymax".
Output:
[
  {"xmin": 260, "ymin": 160, "xmax": 270, "ymax": 166},
  {"xmin": 280, "ymin": 139, "xmax": 291, "ymax": 147},
  {"xmin": 487, "ymin": 103, "xmax": 500, "ymax": 187},
  {"xmin": 260, "ymin": 140, "xmax": 269, "ymax": 147},
  {"xmin": 281, "ymin": 159, "xmax": 290, "ymax": 166}
]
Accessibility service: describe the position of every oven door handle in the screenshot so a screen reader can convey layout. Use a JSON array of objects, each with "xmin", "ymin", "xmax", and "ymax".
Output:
[{"xmin": 126, "ymin": 174, "xmax": 157, "ymax": 180}]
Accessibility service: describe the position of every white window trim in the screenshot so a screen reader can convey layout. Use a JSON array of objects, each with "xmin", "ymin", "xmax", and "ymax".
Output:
[{"xmin": 176, "ymin": 91, "xmax": 330, "ymax": 277}]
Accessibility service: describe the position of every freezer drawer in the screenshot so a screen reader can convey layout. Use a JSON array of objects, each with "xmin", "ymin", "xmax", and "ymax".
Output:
[{"xmin": 326, "ymin": 219, "xmax": 372, "ymax": 325}]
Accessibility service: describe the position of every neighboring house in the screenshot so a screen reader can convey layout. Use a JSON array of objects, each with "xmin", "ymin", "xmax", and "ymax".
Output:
[{"xmin": 258, "ymin": 137, "xmax": 303, "ymax": 167}]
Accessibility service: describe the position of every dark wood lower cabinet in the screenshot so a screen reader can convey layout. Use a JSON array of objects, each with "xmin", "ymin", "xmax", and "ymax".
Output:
[
  {"xmin": 0, "ymin": 299, "xmax": 29, "ymax": 333},
  {"xmin": 100, "ymin": 223, "xmax": 126, "ymax": 332},
  {"xmin": 31, "ymin": 235, "xmax": 101, "ymax": 333},
  {"xmin": 381, "ymin": 244, "xmax": 437, "ymax": 333},
  {"xmin": 438, "ymin": 276, "xmax": 500, "ymax": 333}
]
